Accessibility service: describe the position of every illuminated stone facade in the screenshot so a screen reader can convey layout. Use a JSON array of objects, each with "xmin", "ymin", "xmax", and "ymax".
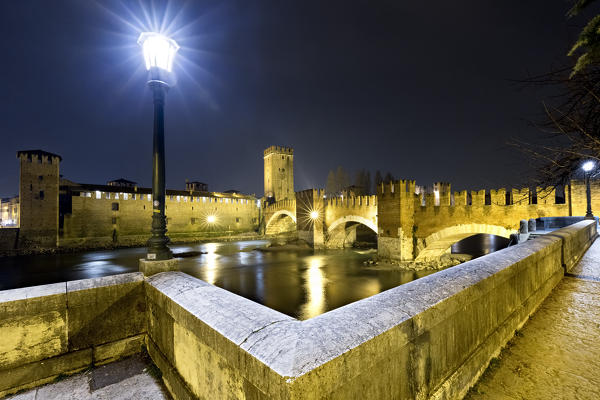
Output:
[
  {"xmin": 6, "ymin": 149, "xmax": 261, "ymax": 251},
  {"xmin": 263, "ymin": 146, "xmax": 294, "ymax": 202},
  {"xmin": 0, "ymin": 196, "xmax": 19, "ymax": 227}
]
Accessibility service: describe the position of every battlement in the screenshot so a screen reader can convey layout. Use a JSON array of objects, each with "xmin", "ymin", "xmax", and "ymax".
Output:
[
  {"xmin": 265, "ymin": 198, "xmax": 296, "ymax": 212},
  {"xmin": 326, "ymin": 195, "xmax": 377, "ymax": 208},
  {"xmin": 17, "ymin": 149, "xmax": 62, "ymax": 164},
  {"xmin": 264, "ymin": 145, "xmax": 294, "ymax": 156},
  {"xmin": 377, "ymin": 180, "xmax": 416, "ymax": 196}
]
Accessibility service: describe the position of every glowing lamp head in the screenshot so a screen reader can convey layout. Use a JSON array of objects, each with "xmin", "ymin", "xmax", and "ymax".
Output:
[
  {"xmin": 310, "ymin": 210, "xmax": 319, "ymax": 220},
  {"xmin": 582, "ymin": 160, "xmax": 595, "ymax": 172},
  {"xmin": 138, "ymin": 32, "xmax": 179, "ymax": 73},
  {"xmin": 207, "ymin": 215, "xmax": 216, "ymax": 224}
]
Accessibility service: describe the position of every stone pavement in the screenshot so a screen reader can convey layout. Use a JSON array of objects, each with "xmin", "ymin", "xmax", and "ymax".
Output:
[
  {"xmin": 6, "ymin": 354, "xmax": 169, "ymax": 400},
  {"xmin": 466, "ymin": 237, "xmax": 600, "ymax": 400}
]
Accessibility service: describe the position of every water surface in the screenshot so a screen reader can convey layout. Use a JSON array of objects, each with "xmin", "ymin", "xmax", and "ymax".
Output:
[{"xmin": 0, "ymin": 240, "xmax": 435, "ymax": 319}]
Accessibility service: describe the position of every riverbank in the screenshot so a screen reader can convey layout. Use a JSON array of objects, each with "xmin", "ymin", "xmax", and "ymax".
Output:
[
  {"xmin": 365, "ymin": 253, "xmax": 474, "ymax": 271},
  {"xmin": 0, "ymin": 231, "xmax": 291, "ymax": 258}
]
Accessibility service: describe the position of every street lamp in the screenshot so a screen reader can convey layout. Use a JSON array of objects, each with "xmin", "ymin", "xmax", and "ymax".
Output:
[
  {"xmin": 138, "ymin": 32, "xmax": 180, "ymax": 261},
  {"xmin": 310, "ymin": 210, "xmax": 319, "ymax": 220},
  {"xmin": 582, "ymin": 160, "xmax": 595, "ymax": 220}
]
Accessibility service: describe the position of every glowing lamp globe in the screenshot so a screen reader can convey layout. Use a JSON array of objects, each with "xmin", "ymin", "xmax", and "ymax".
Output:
[
  {"xmin": 310, "ymin": 210, "xmax": 319, "ymax": 220},
  {"xmin": 138, "ymin": 32, "xmax": 180, "ymax": 73},
  {"xmin": 582, "ymin": 160, "xmax": 595, "ymax": 172},
  {"xmin": 207, "ymin": 215, "xmax": 216, "ymax": 224}
]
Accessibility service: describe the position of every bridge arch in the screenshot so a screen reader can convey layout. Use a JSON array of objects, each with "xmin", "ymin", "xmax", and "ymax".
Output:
[
  {"xmin": 265, "ymin": 210, "xmax": 297, "ymax": 235},
  {"xmin": 416, "ymin": 223, "xmax": 514, "ymax": 261},
  {"xmin": 327, "ymin": 215, "xmax": 377, "ymax": 234},
  {"xmin": 326, "ymin": 215, "xmax": 378, "ymax": 248}
]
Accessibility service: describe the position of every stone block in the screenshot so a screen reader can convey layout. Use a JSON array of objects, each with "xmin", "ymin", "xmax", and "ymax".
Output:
[
  {"xmin": 0, "ymin": 283, "xmax": 67, "ymax": 370},
  {"xmin": 0, "ymin": 348, "xmax": 92, "ymax": 397},
  {"xmin": 139, "ymin": 258, "xmax": 180, "ymax": 276},
  {"xmin": 66, "ymin": 273, "xmax": 146, "ymax": 351},
  {"xmin": 93, "ymin": 334, "xmax": 146, "ymax": 366}
]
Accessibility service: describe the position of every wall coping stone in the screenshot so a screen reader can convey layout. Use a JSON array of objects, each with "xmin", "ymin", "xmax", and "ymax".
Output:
[
  {"xmin": 0, "ymin": 282, "xmax": 65, "ymax": 304},
  {"xmin": 66, "ymin": 272, "xmax": 144, "ymax": 293}
]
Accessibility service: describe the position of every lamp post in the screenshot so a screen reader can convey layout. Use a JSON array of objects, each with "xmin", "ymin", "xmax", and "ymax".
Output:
[
  {"xmin": 582, "ymin": 160, "xmax": 595, "ymax": 220},
  {"xmin": 138, "ymin": 32, "xmax": 180, "ymax": 261}
]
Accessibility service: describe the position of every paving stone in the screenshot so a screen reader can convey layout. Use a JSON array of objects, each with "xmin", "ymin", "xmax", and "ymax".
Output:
[{"xmin": 466, "ymin": 239, "xmax": 600, "ymax": 400}]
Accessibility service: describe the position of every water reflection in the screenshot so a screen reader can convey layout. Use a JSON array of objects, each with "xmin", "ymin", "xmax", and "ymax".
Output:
[{"xmin": 300, "ymin": 257, "xmax": 327, "ymax": 319}]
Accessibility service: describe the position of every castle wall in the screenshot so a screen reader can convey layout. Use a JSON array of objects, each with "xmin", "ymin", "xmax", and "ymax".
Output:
[
  {"xmin": 570, "ymin": 179, "xmax": 600, "ymax": 217},
  {"xmin": 60, "ymin": 192, "xmax": 259, "ymax": 248}
]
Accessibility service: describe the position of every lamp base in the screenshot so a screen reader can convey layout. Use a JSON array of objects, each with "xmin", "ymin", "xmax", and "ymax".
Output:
[{"xmin": 139, "ymin": 258, "xmax": 179, "ymax": 277}]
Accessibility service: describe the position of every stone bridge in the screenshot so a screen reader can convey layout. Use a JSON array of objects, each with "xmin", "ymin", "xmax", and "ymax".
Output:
[
  {"xmin": 263, "ymin": 180, "xmax": 589, "ymax": 261},
  {"xmin": 262, "ymin": 199, "xmax": 296, "ymax": 235}
]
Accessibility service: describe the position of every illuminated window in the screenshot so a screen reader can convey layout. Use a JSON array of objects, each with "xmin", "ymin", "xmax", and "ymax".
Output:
[
  {"xmin": 115, "ymin": 193, "xmax": 119, "ymax": 200},
  {"xmin": 203, "ymin": 197, "xmax": 206, "ymax": 202},
  {"xmin": 177, "ymin": 196, "xmax": 180, "ymax": 202},
  {"xmin": 147, "ymin": 194, "xmax": 151, "ymax": 201},
  {"xmin": 96, "ymin": 191, "xmax": 102, "ymax": 199},
  {"xmin": 105, "ymin": 193, "xmax": 110, "ymax": 199},
  {"xmin": 123, "ymin": 193, "xmax": 129, "ymax": 200}
]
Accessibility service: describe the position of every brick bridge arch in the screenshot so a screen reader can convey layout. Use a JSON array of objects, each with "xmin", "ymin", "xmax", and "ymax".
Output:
[
  {"xmin": 327, "ymin": 215, "xmax": 378, "ymax": 234},
  {"xmin": 326, "ymin": 215, "xmax": 378, "ymax": 248},
  {"xmin": 263, "ymin": 199, "xmax": 297, "ymax": 235},
  {"xmin": 415, "ymin": 224, "xmax": 513, "ymax": 261}
]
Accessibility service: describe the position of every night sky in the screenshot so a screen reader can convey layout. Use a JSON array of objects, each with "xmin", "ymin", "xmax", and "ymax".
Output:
[{"xmin": 0, "ymin": 1, "xmax": 582, "ymax": 197}]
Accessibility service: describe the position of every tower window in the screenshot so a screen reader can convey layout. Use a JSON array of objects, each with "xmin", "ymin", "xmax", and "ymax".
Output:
[
  {"xmin": 112, "ymin": 202, "xmax": 119, "ymax": 211},
  {"xmin": 38, "ymin": 176, "xmax": 43, "ymax": 181},
  {"xmin": 39, "ymin": 191, "xmax": 44, "ymax": 200}
]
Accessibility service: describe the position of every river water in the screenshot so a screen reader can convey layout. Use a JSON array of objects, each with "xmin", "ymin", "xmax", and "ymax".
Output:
[
  {"xmin": 0, "ymin": 240, "xmax": 435, "ymax": 320},
  {"xmin": 0, "ymin": 235, "xmax": 508, "ymax": 320}
]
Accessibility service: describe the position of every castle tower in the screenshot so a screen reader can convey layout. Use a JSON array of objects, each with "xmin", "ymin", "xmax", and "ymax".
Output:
[
  {"xmin": 264, "ymin": 146, "xmax": 294, "ymax": 202},
  {"xmin": 17, "ymin": 150, "xmax": 61, "ymax": 248},
  {"xmin": 377, "ymin": 180, "xmax": 416, "ymax": 261}
]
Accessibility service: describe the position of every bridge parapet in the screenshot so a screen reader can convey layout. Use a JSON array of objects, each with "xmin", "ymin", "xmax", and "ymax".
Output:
[
  {"xmin": 326, "ymin": 195, "xmax": 377, "ymax": 208},
  {"xmin": 264, "ymin": 198, "xmax": 296, "ymax": 214}
]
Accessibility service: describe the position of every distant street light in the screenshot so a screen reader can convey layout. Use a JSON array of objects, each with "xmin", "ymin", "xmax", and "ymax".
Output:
[
  {"xmin": 310, "ymin": 210, "xmax": 319, "ymax": 220},
  {"xmin": 138, "ymin": 32, "xmax": 180, "ymax": 261},
  {"xmin": 207, "ymin": 215, "xmax": 216, "ymax": 224},
  {"xmin": 582, "ymin": 160, "xmax": 595, "ymax": 220}
]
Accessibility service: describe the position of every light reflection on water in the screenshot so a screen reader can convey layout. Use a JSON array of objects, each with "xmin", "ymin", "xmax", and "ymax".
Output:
[{"xmin": 0, "ymin": 240, "xmax": 437, "ymax": 319}]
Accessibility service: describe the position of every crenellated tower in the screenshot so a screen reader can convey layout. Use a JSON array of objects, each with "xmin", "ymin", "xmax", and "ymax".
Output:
[
  {"xmin": 17, "ymin": 150, "xmax": 61, "ymax": 248},
  {"xmin": 264, "ymin": 146, "xmax": 294, "ymax": 202}
]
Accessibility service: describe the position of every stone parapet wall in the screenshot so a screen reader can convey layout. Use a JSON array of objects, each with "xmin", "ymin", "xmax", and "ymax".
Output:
[
  {"xmin": 1, "ymin": 221, "xmax": 596, "ymax": 398},
  {"xmin": 144, "ymin": 220, "xmax": 597, "ymax": 399},
  {"xmin": 0, "ymin": 273, "xmax": 147, "ymax": 397}
]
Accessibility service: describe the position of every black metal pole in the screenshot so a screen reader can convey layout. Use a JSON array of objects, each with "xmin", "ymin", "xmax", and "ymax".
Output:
[
  {"xmin": 585, "ymin": 171, "xmax": 594, "ymax": 220},
  {"xmin": 146, "ymin": 80, "xmax": 172, "ymax": 260}
]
